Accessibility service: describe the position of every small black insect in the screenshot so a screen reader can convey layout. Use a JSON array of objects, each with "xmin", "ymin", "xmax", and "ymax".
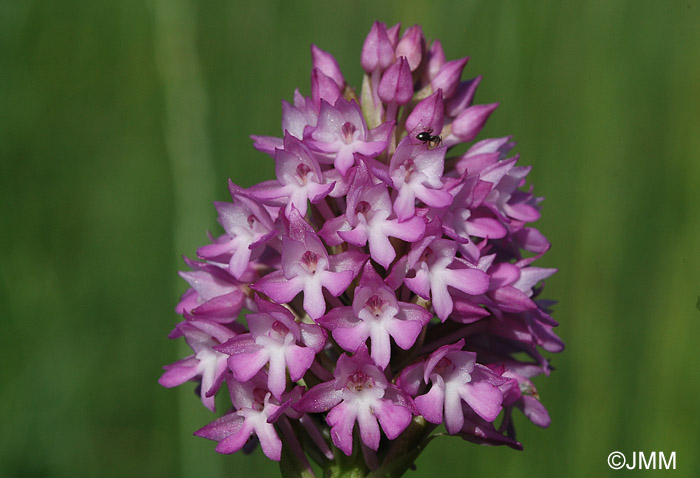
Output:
[{"xmin": 416, "ymin": 129, "xmax": 442, "ymax": 148}]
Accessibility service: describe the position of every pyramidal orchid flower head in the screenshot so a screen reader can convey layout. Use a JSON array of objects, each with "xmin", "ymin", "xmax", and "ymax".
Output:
[{"xmin": 161, "ymin": 22, "xmax": 562, "ymax": 477}]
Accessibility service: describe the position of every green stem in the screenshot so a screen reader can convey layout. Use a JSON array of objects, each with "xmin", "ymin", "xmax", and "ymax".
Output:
[
  {"xmin": 368, "ymin": 417, "xmax": 437, "ymax": 478},
  {"xmin": 323, "ymin": 434, "xmax": 369, "ymax": 478},
  {"xmin": 321, "ymin": 418, "xmax": 437, "ymax": 478}
]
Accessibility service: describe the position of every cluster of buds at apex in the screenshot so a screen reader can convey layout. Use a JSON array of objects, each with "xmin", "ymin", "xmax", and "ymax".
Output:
[{"xmin": 160, "ymin": 20, "xmax": 562, "ymax": 476}]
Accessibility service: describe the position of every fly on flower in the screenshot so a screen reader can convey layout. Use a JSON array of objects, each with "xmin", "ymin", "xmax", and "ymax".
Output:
[{"xmin": 160, "ymin": 20, "xmax": 562, "ymax": 478}]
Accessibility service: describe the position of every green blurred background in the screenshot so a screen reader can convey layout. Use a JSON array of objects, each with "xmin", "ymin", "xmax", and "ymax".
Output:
[{"xmin": 2, "ymin": 0, "xmax": 699, "ymax": 477}]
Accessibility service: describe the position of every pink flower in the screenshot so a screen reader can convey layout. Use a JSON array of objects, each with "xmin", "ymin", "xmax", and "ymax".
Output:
[
  {"xmin": 398, "ymin": 339, "xmax": 506, "ymax": 434},
  {"xmin": 175, "ymin": 257, "xmax": 250, "ymax": 323},
  {"xmin": 248, "ymin": 134, "xmax": 334, "ymax": 218},
  {"xmin": 159, "ymin": 318, "xmax": 242, "ymax": 411},
  {"xmin": 403, "ymin": 233, "xmax": 491, "ymax": 321},
  {"xmin": 194, "ymin": 373, "xmax": 292, "ymax": 460},
  {"xmin": 317, "ymin": 262, "xmax": 431, "ymax": 369},
  {"xmin": 389, "ymin": 137, "xmax": 453, "ymax": 221},
  {"xmin": 197, "ymin": 186, "xmax": 276, "ymax": 280},
  {"xmin": 217, "ymin": 298, "xmax": 326, "ymax": 399},
  {"xmin": 161, "ymin": 22, "xmax": 561, "ymax": 475},
  {"xmin": 319, "ymin": 162, "xmax": 426, "ymax": 268},
  {"xmin": 305, "ymin": 98, "xmax": 392, "ymax": 175},
  {"xmin": 295, "ymin": 346, "xmax": 414, "ymax": 455},
  {"xmin": 252, "ymin": 208, "xmax": 366, "ymax": 320}
]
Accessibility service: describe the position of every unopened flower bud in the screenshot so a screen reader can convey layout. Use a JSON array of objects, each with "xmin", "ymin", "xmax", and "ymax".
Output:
[
  {"xmin": 432, "ymin": 57, "xmax": 469, "ymax": 99},
  {"xmin": 446, "ymin": 76, "xmax": 482, "ymax": 117},
  {"xmin": 396, "ymin": 24, "xmax": 425, "ymax": 71},
  {"xmin": 405, "ymin": 89, "xmax": 445, "ymax": 134},
  {"xmin": 425, "ymin": 39, "xmax": 446, "ymax": 81},
  {"xmin": 378, "ymin": 57, "xmax": 413, "ymax": 105},
  {"xmin": 452, "ymin": 103, "xmax": 499, "ymax": 142},
  {"xmin": 311, "ymin": 68, "xmax": 342, "ymax": 109},
  {"xmin": 361, "ymin": 21, "xmax": 395, "ymax": 73},
  {"xmin": 311, "ymin": 44, "xmax": 345, "ymax": 89}
]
